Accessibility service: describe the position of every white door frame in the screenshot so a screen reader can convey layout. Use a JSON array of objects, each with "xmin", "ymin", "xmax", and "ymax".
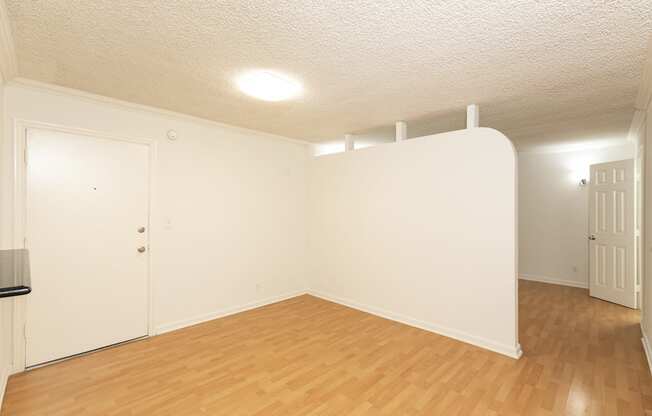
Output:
[{"xmin": 11, "ymin": 118, "xmax": 157, "ymax": 372}]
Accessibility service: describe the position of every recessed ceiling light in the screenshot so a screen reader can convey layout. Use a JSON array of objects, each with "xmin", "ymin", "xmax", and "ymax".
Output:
[{"xmin": 235, "ymin": 70, "xmax": 302, "ymax": 102}]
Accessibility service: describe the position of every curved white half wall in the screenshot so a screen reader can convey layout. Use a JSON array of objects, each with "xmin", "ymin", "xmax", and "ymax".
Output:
[{"xmin": 308, "ymin": 128, "xmax": 520, "ymax": 358}]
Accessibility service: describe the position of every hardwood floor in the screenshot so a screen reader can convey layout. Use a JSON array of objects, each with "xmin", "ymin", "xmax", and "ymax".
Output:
[{"xmin": 2, "ymin": 281, "xmax": 651, "ymax": 415}]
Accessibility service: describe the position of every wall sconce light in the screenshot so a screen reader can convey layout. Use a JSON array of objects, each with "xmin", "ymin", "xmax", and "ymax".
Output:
[{"xmin": 579, "ymin": 178, "xmax": 588, "ymax": 187}]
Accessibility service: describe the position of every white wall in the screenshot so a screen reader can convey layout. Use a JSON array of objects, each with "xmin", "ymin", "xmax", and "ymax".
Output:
[
  {"xmin": 0, "ymin": 83, "xmax": 522, "ymax": 376},
  {"xmin": 642, "ymin": 99, "xmax": 652, "ymax": 365},
  {"xmin": 0, "ymin": 82, "xmax": 309, "ymax": 344},
  {"xmin": 0, "ymin": 295, "xmax": 10, "ymax": 405},
  {"xmin": 518, "ymin": 144, "xmax": 635, "ymax": 288},
  {"xmin": 307, "ymin": 128, "xmax": 520, "ymax": 358},
  {"xmin": 0, "ymin": 295, "xmax": 10, "ymax": 404},
  {"xmin": 0, "ymin": 80, "xmax": 12, "ymax": 405}
]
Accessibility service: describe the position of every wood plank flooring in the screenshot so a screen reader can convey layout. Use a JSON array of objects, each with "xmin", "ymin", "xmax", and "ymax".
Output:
[{"xmin": 2, "ymin": 281, "xmax": 651, "ymax": 415}]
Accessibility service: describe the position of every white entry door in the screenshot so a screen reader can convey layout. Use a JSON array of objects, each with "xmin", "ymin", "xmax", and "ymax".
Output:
[
  {"xmin": 25, "ymin": 128, "xmax": 150, "ymax": 367},
  {"xmin": 588, "ymin": 159, "xmax": 636, "ymax": 308}
]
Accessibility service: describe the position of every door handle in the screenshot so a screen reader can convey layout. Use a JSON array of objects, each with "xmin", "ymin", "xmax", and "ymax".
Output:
[
  {"xmin": 137, "ymin": 246, "xmax": 146, "ymax": 253},
  {"xmin": 588, "ymin": 235, "xmax": 596, "ymax": 241}
]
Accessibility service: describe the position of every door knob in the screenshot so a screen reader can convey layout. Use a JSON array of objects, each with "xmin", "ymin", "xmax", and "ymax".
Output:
[
  {"xmin": 588, "ymin": 235, "xmax": 596, "ymax": 241},
  {"xmin": 137, "ymin": 226, "xmax": 146, "ymax": 233},
  {"xmin": 137, "ymin": 246, "xmax": 146, "ymax": 253}
]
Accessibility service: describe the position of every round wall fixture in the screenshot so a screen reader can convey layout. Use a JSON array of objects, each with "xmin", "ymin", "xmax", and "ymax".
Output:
[{"xmin": 167, "ymin": 130, "xmax": 178, "ymax": 141}]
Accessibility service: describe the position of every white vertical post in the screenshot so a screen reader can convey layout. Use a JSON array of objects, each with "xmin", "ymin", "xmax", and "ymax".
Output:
[
  {"xmin": 395, "ymin": 121, "xmax": 407, "ymax": 142},
  {"xmin": 466, "ymin": 104, "xmax": 479, "ymax": 129},
  {"xmin": 344, "ymin": 134, "xmax": 355, "ymax": 152}
]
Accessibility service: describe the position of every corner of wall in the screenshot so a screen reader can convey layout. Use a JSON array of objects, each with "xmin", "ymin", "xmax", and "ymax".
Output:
[
  {"xmin": 642, "ymin": 324, "xmax": 652, "ymax": 375},
  {"xmin": 0, "ymin": 298, "xmax": 13, "ymax": 411},
  {"xmin": 0, "ymin": 364, "xmax": 7, "ymax": 412},
  {"xmin": 0, "ymin": 7, "xmax": 15, "ymax": 402}
]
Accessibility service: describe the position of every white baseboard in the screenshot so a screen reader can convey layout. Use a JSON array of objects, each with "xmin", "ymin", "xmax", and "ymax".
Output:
[
  {"xmin": 642, "ymin": 327, "xmax": 652, "ymax": 375},
  {"xmin": 307, "ymin": 290, "xmax": 522, "ymax": 359},
  {"xmin": 519, "ymin": 274, "xmax": 588, "ymax": 289},
  {"xmin": 155, "ymin": 290, "xmax": 307, "ymax": 335}
]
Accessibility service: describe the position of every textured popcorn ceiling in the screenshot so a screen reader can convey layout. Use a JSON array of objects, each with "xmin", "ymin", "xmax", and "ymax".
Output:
[{"xmin": 6, "ymin": 0, "xmax": 652, "ymax": 147}]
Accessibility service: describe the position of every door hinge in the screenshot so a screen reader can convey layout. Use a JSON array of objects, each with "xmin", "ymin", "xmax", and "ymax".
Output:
[{"xmin": 23, "ymin": 146, "xmax": 28, "ymax": 165}]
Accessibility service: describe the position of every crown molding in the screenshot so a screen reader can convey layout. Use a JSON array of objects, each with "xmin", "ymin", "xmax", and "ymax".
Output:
[
  {"xmin": 8, "ymin": 78, "xmax": 311, "ymax": 146},
  {"xmin": 0, "ymin": 0, "xmax": 17, "ymax": 82}
]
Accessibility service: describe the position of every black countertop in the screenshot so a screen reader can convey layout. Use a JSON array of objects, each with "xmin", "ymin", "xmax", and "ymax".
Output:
[{"xmin": 0, "ymin": 249, "xmax": 31, "ymax": 298}]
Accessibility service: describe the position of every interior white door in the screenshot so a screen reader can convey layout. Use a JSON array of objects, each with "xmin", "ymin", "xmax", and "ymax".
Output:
[
  {"xmin": 25, "ymin": 128, "xmax": 150, "ymax": 367},
  {"xmin": 588, "ymin": 159, "xmax": 636, "ymax": 308}
]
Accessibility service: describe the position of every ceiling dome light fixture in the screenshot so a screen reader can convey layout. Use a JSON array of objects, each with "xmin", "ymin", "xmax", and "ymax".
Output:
[{"xmin": 235, "ymin": 70, "xmax": 303, "ymax": 102}]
